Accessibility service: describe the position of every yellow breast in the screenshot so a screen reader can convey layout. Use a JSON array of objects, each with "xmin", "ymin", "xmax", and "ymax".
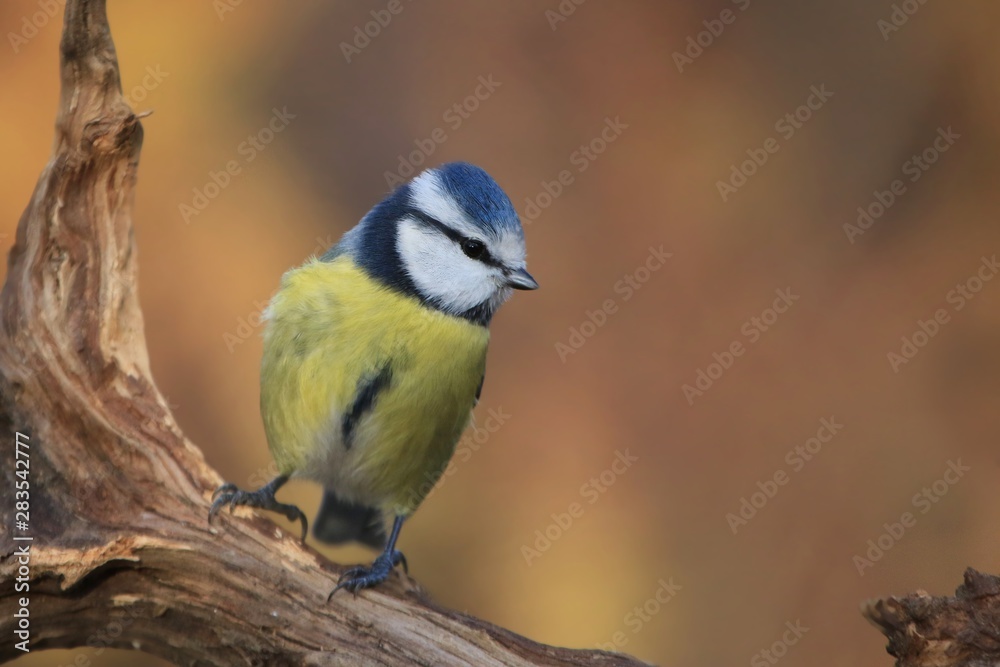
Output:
[{"xmin": 260, "ymin": 255, "xmax": 489, "ymax": 515}]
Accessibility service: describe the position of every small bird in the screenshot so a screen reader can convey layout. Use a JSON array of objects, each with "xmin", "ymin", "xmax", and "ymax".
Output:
[{"xmin": 210, "ymin": 162, "xmax": 537, "ymax": 595}]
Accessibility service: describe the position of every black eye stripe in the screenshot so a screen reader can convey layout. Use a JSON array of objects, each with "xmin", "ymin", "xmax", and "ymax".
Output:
[
  {"xmin": 406, "ymin": 210, "xmax": 502, "ymax": 267},
  {"xmin": 408, "ymin": 209, "xmax": 463, "ymax": 243}
]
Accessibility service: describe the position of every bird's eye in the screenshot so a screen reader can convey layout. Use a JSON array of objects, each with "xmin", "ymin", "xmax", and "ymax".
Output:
[{"xmin": 461, "ymin": 239, "xmax": 487, "ymax": 260}]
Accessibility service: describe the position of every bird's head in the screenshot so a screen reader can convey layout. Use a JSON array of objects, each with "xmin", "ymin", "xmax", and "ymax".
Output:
[{"xmin": 347, "ymin": 162, "xmax": 538, "ymax": 325}]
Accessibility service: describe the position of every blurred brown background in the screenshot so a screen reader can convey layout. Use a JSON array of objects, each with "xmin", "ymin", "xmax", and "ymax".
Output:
[{"xmin": 3, "ymin": 1, "xmax": 999, "ymax": 666}]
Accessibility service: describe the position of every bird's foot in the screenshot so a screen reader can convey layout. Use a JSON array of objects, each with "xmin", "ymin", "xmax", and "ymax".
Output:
[
  {"xmin": 328, "ymin": 549, "xmax": 408, "ymax": 599},
  {"xmin": 208, "ymin": 480, "xmax": 308, "ymax": 541}
]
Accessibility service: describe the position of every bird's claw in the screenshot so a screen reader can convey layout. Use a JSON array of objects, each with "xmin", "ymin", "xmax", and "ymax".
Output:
[
  {"xmin": 328, "ymin": 549, "xmax": 407, "ymax": 600},
  {"xmin": 211, "ymin": 482, "xmax": 238, "ymax": 502},
  {"xmin": 207, "ymin": 481, "xmax": 308, "ymax": 542}
]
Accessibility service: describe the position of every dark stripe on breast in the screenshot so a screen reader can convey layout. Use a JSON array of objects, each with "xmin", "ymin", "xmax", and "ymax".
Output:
[{"xmin": 342, "ymin": 364, "xmax": 393, "ymax": 449}]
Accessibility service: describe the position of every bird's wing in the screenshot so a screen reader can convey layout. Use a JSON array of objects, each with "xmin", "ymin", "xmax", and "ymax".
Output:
[{"xmin": 474, "ymin": 373, "xmax": 485, "ymax": 406}]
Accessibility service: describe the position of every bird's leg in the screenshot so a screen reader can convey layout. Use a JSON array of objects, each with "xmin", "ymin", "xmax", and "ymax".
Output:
[
  {"xmin": 329, "ymin": 515, "xmax": 408, "ymax": 598},
  {"xmin": 209, "ymin": 474, "xmax": 308, "ymax": 541}
]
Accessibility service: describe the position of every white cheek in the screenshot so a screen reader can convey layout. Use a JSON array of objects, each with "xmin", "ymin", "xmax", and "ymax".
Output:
[{"xmin": 397, "ymin": 219, "xmax": 498, "ymax": 313}]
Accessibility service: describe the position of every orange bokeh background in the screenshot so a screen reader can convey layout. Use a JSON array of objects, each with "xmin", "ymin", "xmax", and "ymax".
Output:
[{"xmin": 3, "ymin": 2, "xmax": 1000, "ymax": 666}]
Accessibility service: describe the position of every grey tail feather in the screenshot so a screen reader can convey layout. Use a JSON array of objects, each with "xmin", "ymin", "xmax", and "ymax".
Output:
[{"xmin": 312, "ymin": 489, "xmax": 386, "ymax": 549}]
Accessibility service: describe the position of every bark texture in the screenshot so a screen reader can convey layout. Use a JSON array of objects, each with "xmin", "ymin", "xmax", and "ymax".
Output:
[
  {"xmin": 0, "ymin": 1, "xmax": 649, "ymax": 665},
  {"xmin": 863, "ymin": 568, "xmax": 1000, "ymax": 667}
]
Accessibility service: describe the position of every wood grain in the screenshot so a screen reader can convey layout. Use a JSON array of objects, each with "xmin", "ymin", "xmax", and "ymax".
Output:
[{"xmin": 0, "ymin": 2, "xmax": 649, "ymax": 665}]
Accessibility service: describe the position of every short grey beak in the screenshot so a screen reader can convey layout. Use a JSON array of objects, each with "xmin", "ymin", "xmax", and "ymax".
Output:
[{"xmin": 507, "ymin": 268, "xmax": 539, "ymax": 290}]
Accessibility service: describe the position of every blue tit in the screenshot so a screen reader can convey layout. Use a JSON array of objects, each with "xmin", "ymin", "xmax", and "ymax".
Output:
[{"xmin": 210, "ymin": 162, "xmax": 538, "ymax": 595}]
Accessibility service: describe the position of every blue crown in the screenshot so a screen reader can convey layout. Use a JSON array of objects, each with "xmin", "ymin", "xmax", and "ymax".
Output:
[{"xmin": 433, "ymin": 162, "xmax": 523, "ymax": 237}]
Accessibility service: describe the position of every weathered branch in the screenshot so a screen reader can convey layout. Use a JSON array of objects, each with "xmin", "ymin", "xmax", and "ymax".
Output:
[
  {"xmin": 863, "ymin": 568, "xmax": 1000, "ymax": 666},
  {"xmin": 0, "ymin": 1, "xmax": 649, "ymax": 665}
]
